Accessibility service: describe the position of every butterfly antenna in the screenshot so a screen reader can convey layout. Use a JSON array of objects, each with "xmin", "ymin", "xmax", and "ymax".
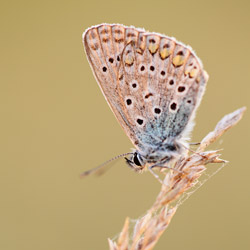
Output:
[{"xmin": 80, "ymin": 152, "xmax": 134, "ymax": 178}]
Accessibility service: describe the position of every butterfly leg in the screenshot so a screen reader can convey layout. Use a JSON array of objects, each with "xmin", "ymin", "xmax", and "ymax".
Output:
[
  {"xmin": 148, "ymin": 166, "xmax": 163, "ymax": 184},
  {"xmin": 150, "ymin": 164, "xmax": 183, "ymax": 174},
  {"xmin": 189, "ymin": 142, "xmax": 201, "ymax": 145},
  {"xmin": 182, "ymin": 143, "xmax": 208, "ymax": 160},
  {"xmin": 149, "ymin": 164, "xmax": 184, "ymax": 185}
]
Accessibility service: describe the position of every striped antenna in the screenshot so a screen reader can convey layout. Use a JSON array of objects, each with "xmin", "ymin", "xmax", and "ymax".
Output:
[{"xmin": 80, "ymin": 152, "xmax": 133, "ymax": 178}]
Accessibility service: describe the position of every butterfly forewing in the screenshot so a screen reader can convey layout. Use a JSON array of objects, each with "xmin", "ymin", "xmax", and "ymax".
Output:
[
  {"xmin": 83, "ymin": 24, "xmax": 208, "ymax": 151},
  {"xmin": 83, "ymin": 25, "xmax": 139, "ymax": 145}
]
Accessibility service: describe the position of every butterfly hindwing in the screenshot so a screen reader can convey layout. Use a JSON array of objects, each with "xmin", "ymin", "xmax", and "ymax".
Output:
[{"xmin": 83, "ymin": 24, "xmax": 208, "ymax": 150}]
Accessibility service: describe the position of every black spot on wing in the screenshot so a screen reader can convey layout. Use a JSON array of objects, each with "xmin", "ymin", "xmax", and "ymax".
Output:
[{"xmin": 166, "ymin": 102, "xmax": 193, "ymax": 137}]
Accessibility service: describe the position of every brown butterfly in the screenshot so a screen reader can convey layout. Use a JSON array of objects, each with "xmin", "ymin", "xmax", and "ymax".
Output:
[{"xmin": 82, "ymin": 24, "xmax": 208, "ymax": 179}]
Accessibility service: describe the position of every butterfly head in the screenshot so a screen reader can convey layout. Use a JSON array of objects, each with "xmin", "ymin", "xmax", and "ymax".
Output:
[
  {"xmin": 125, "ymin": 141, "xmax": 187, "ymax": 172},
  {"xmin": 125, "ymin": 151, "xmax": 147, "ymax": 171}
]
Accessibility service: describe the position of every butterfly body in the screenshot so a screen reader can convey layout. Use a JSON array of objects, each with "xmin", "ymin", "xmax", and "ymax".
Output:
[{"xmin": 83, "ymin": 24, "xmax": 208, "ymax": 172}]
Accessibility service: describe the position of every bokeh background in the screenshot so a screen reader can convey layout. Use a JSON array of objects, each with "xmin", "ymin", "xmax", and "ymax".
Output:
[{"xmin": 1, "ymin": 0, "xmax": 249, "ymax": 249}]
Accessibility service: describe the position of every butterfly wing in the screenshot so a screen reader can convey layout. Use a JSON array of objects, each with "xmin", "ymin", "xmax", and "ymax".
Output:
[
  {"xmin": 83, "ymin": 24, "xmax": 208, "ymax": 151},
  {"xmin": 83, "ymin": 24, "xmax": 145, "ymax": 149}
]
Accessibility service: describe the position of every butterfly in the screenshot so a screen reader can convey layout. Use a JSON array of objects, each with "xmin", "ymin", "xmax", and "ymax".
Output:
[{"xmin": 82, "ymin": 23, "xmax": 208, "ymax": 178}]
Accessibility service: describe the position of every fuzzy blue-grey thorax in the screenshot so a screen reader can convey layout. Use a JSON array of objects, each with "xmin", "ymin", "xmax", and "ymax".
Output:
[{"xmin": 125, "ymin": 139, "xmax": 186, "ymax": 171}]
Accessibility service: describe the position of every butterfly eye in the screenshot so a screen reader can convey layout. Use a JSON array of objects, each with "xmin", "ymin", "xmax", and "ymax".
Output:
[
  {"xmin": 102, "ymin": 66, "xmax": 107, "ymax": 72},
  {"xmin": 133, "ymin": 153, "xmax": 142, "ymax": 166},
  {"xmin": 160, "ymin": 71, "xmax": 165, "ymax": 76}
]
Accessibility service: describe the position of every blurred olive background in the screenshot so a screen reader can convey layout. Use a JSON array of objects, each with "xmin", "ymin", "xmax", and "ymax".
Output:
[{"xmin": 1, "ymin": 0, "xmax": 249, "ymax": 249}]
